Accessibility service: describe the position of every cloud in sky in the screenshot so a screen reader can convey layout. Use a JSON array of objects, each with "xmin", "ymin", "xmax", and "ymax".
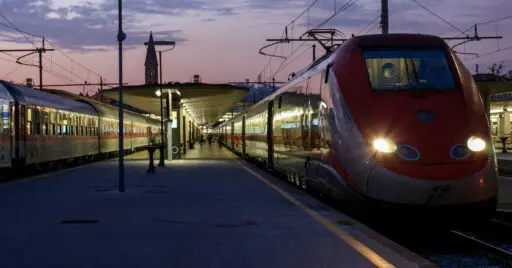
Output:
[
  {"xmin": 0, "ymin": 0, "xmax": 511, "ymax": 86},
  {"xmin": 0, "ymin": 0, "xmax": 237, "ymax": 50}
]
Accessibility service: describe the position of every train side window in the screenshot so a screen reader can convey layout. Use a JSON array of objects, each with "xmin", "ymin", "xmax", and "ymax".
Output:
[
  {"xmin": 324, "ymin": 63, "xmax": 332, "ymax": 84},
  {"xmin": 278, "ymin": 96, "xmax": 282, "ymax": 109},
  {"xmin": 26, "ymin": 122, "xmax": 31, "ymax": 135},
  {"xmin": 34, "ymin": 122, "xmax": 40, "ymax": 136}
]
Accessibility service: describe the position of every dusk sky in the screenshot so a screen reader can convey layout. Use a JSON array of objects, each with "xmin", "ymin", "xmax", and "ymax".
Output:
[{"xmin": 0, "ymin": 0, "xmax": 511, "ymax": 94}]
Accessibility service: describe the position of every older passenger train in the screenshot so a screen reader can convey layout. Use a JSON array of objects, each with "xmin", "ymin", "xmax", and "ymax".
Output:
[
  {"xmin": 0, "ymin": 80, "xmax": 160, "ymax": 171},
  {"xmin": 217, "ymin": 34, "xmax": 498, "ymax": 220}
]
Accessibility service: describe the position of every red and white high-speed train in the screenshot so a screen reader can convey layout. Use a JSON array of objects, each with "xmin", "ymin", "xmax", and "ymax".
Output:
[{"xmin": 217, "ymin": 33, "xmax": 498, "ymax": 220}]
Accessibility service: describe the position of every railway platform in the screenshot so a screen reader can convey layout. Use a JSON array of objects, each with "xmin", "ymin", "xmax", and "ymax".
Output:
[
  {"xmin": 0, "ymin": 144, "xmax": 431, "ymax": 268},
  {"xmin": 497, "ymin": 153, "xmax": 512, "ymax": 211}
]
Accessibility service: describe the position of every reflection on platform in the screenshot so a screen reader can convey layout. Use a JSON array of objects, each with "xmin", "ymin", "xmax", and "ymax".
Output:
[
  {"xmin": 120, "ymin": 142, "xmax": 232, "ymax": 161},
  {"xmin": 182, "ymin": 142, "xmax": 232, "ymax": 160}
]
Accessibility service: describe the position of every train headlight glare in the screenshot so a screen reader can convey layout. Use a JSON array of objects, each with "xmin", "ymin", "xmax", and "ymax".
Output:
[
  {"xmin": 373, "ymin": 138, "xmax": 397, "ymax": 153},
  {"xmin": 467, "ymin": 136, "xmax": 486, "ymax": 152}
]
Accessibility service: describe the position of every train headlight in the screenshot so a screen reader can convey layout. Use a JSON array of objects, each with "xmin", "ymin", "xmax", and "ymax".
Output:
[
  {"xmin": 467, "ymin": 136, "xmax": 486, "ymax": 152},
  {"xmin": 373, "ymin": 138, "xmax": 397, "ymax": 153}
]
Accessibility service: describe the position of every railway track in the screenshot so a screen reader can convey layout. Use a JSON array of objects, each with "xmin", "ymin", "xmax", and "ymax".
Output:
[{"xmin": 450, "ymin": 229, "xmax": 512, "ymax": 267}]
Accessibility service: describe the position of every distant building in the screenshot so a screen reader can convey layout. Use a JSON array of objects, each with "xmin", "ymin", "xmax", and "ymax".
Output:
[
  {"xmin": 191, "ymin": 74, "xmax": 202, "ymax": 83},
  {"xmin": 473, "ymin": 73, "xmax": 510, "ymax": 82},
  {"xmin": 25, "ymin": 78, "xmax": 33, "ymax": 88},
  {"xmin": 145, "ymin": 32, "xmax": 159, "ymax": 85},
  {"xmin": 224, "ymin": 82, "xmax": 275, "ymax": 115}
]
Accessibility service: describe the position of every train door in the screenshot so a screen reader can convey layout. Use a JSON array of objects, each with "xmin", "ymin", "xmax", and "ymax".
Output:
[
  {"xmin": 230, "ymin": 121, "xmax": 235, "ymax": 149},
  {"xmin": 13, "ymin": 102, "xmax": 26, "ymax": 166},
  {"xmin": 242, "ymin": 115, "xmax": 246, "ymax": 155},
  {"xmin": 0, "ymin": 100, "xmax": 11, "ymax": 168},
  {"xmin": 303, "ymin": 79, "xmax": 312, "ymax": 151}
]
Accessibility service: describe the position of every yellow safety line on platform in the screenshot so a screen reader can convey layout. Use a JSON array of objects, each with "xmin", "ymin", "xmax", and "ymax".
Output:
[{"xmin": 222, "ymin": 149, "xmax": 395, "ymax": 268}]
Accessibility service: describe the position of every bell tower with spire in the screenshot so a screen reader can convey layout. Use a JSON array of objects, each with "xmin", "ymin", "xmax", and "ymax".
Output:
[{"xmin": 145, "ymin": 31, "xmax": 159, "ymax": 84}]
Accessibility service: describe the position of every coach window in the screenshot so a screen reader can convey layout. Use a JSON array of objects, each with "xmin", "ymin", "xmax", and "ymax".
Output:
[
  {"xmin": 42, "ymin": 110, "xmax": 48, "ymax": 136},
  {"xmin": 69, "ymin": 114, "xmax": 76, "ymax": 136},
  {"xmin": 34, "ymin": 108, "xmax": 41, "ymax": 136},
  {"xmin": 26, "ymin": 108, "xmax": 32, "ymax": 135},
  {"xmin": 62, "ymin": 114, "xmax": 67, "ymax": 136},
  {"xmin": 75, "ymin": 115, "xmax": 79, "ymax": 135},
  {"xmin": 71, "ymin": 115, "xmax": 75, "ymax": 136}
]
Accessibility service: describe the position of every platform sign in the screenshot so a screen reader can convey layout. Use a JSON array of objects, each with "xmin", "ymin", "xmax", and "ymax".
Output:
[{"xmin": 491, "ymin": 92, "xmax": 512, "ymax": 101}]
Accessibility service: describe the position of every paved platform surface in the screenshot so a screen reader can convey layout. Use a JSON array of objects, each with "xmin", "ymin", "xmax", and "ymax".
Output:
[
  {"xmin": 497, "ymin": 153, "xmax": 512, "ymax": 210},
  {"xmin": 0, "ymin": 145, "xmax": 430, "ymax": 268},
  {"xmin": 498, "ymin": 152, "xmax": 512, "ymax": 173}
]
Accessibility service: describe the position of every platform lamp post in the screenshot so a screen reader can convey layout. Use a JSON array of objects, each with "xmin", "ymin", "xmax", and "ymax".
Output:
[
  {"xmin": 155, "ymin": 88, "xmax": 180, "ymax": 161},
  {"xmin": 144, "ymin": 40, "xmax": 175, "ymax": 167},
  {"xmin": 117, "ymin": 0, "xmax": 127, "ymax": 192}
]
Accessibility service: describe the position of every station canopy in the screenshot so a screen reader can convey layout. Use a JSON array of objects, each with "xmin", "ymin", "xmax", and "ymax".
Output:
[{"xmin": 100, "ymin": 83, "xmax": 249, "ymax": 126}]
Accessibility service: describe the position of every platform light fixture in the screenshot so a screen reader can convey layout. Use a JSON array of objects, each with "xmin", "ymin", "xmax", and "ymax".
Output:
[{"xmin": 145, "ymin": 39, "xmax": 176, "ymax": 167}]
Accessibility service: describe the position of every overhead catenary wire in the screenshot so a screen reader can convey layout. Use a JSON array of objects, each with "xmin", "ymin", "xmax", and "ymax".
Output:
[
  {"xmin": 42, "ymin": 55, "xmax": 88, "ymax": 82},
  {"xmin": 477, "ymin": 14, "xmax": 512, "ymax": 27},
  {"xmin": 257, "ymin": 30, "xmax": 286, "ymax": 82},
  {"xmin": 0, "ymin": 21, "xmax": 43, "ymax": 39},
  {"xmin": 271, "ymin": 45, "xmax": 313, "ymax": 79},
  {"xmin": 257, "ymin": 0, "xmax": 323, "ymax": 82},
  {"xmin": 0, "ymin": 12, "xmax": 104, "ymax": 84},
  {"xmin": 451, "ymin": 14, "xmax": 512, "ymax": 38},
  {"xmin": 46, "ymin": 40, "xmax": 102, "ymax": 79},
  {"xmin": 266, "ymin": 0, "xmax": 359, "ymax": 81},
  {"xmin": 1, "ymin": 54, "xmax": 37, "ymax": 79},
  {"xmin": 409, "ymin": 0, "xmax": 465, "ymax": 35},
  {"xmin": 0, "ymin": 51, "xmax": 75, "ymax": 85},
  {"xmin": 314, "ymin": 0, "xmax": 359, "ymax": 29},
  {"xmin": 471, "ymin": 45, "xmax": 512, "ymax": 60},
  {"xmin": 355, "ymin": 15, "xmax": 380, "ymax": 35},
  {"xmin": 0, "ymin": 10, "xmax": 39, "ymax": 47},
  {"xmin": 447, "ymin": 14, "xmax": 512, "ymax": 60},
  {"xmin": 0, "ymin": 10, "xmax": 105, "ymax": 88},
  {"xmin": 363, "ymin": 19, "xmax": 381, "ymax": 35},
  {"xmin": 288, "ymin": 0, "xmax": 320, "ymax": 28}
]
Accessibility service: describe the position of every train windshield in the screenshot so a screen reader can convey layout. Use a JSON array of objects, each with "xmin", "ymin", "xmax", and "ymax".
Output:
[{"xmin": 363, "ymin": 49, "xmax": 455, "ymax": 91}]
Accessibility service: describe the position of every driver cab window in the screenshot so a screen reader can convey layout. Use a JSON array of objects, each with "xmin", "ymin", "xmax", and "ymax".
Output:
[{"xmin": 364, "ymin": 49, "xmax": 455, "ymax": 91}]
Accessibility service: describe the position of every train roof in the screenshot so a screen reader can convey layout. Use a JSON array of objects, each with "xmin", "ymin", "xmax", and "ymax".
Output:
[
  {"xmin": 81, "ymin": 100, "xmax": 159, "ymax": 125},
  {"xmin": 42, "ymin": 88, "xmax": 160, "ymax": 125},
  {"xmin": 354, "ymin": 33, "xmax": 447, "ymax": 48},
  {"xmin": 0, "ymin": 81, "xmax": 97, "ymax": 116}
]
